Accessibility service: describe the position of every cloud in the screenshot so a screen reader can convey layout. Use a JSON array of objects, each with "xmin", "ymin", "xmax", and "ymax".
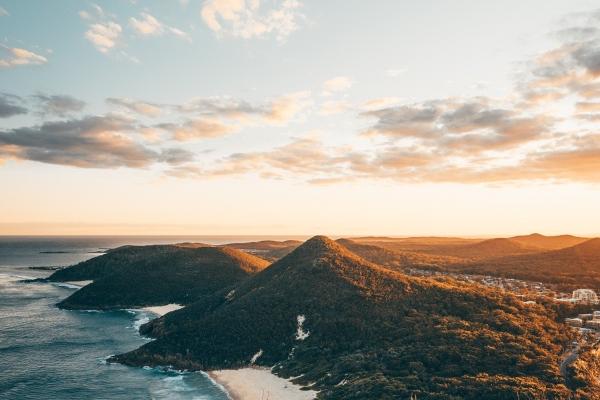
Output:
[
  {"xmin": 518, "ymin": 14, "xmax": 600, "ymax": 107},
  {"xmin": 575, "ymin": 101, "xmax": 600, "ymax": 112},
  {"xmin": 322, "ymin": 76, "xmax": 352, "ymax": 95},
  {"xmin": 0, "ymin": 6, "xmax": 8, "ymax": 16},
  {"xmin": 0, "ymin": 94, "xmax": 28, "ymax": 118},
  {"xmin": 107, "ymin": 98, "xmax": 162, "ymax": 117},
  {"xmin": 0, "ymin": 45, "xmax": 48, "ymax": 68},
  {"xmin": 0, "ymin": 115, "xmax": 193, "ymax": 168},
  {"xmin": 266, "ymin": 91, "xmax": 311, "ymax": 123},
  {"xmin": 130, "ymin": 12, "xmax": 162, "ymax": 35},
  {"xmin": 33, "ymin": 94, "xmax": 86, "ymax": 117},
  {"xmin": 362, "ymin": 98, "xmax": 552, "ymax": 153},
  {"xmin": 178, "ymin": 91, "xmax": 311, "ymax": 125},
  {"xmin": 319, "ymin": 100, "xmax": 351, "ymax": 115},
  {"xmin": 158, "ymin": 118, "xmax": 237, "ymax": 141},
  {"xmin": 129, "ymin": 12, "xmax": 191, "ymax": 41},
  {"xmin": 201, "ymin": 0, "xmax": 303, "ymax": 41},
  {"xmin": 362, "ymin": 97, "xmax": 402, "ymax": 111},
  {"xmin": 169, "ymin": 136, "xmax": 345, "ymax": 179},
  {"xmin": 85, "ymin": 21, "xmax": 122, "ymax": 53},
  {"xmin": 81, "ymin": 6, "xmax": 122, "ymax": 53}
]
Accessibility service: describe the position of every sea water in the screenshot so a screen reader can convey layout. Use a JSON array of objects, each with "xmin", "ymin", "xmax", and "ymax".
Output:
[{"xmin": 0, "ymin": 236, "xmax": 297, "ymax": 400}]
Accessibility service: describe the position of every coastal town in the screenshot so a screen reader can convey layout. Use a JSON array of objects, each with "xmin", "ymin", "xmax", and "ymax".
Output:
[{"xmin": 405, "ymin": 268, "xmax": 600, "ymax": 331}]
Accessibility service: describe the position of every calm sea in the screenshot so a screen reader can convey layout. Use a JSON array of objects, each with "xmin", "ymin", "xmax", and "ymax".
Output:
[{"xmin": 0, "ymin": 235, "xmax": 300, "ymax": 400}]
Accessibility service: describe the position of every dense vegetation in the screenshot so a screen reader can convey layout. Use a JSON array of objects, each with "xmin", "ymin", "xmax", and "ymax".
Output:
[
  {"xmin": 336, "ymin": 238, "xmax": 461, "ymax": 269},
  {"xmin": 566, "ymin": 343, "xmax": 600, "ymax": 398},
  {"xmin": 52, "ymin": 245, "xmax": 268, "ymax": 310},
  {"xmin": 222, "ymin": 240, "xmax": 302, "ymax": 261},
  {"xmin": 112, "ymin": 236, "xmax": 582, "ymax": 399}
]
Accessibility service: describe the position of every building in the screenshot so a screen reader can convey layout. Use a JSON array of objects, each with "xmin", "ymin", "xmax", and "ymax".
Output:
[
  {"xmin": 578, "ymin": 313, "xmax": 594, "ymax": 321},
  {"xmin": 573, "ymin": 289, "xmax": 599, "ymax": 304},
  {"xmin": 585, "ymin": 319, "xmax": 600, "ymax": 330},
  {"xmin": 566, "ymin": 318, "xmax": 583, "ymax": 327}
]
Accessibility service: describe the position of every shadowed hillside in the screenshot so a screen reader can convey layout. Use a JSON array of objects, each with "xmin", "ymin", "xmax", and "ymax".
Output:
[
  {"xmin": 112, "ymin": 236, "xmax": 579, "ymax": 399},
  {"xmin": 52, "ymin": 245, "xmax": 268, "ymax": 310}
]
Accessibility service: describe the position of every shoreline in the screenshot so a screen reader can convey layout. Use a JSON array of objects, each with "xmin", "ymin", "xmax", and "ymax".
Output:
[
  {"xmin": 141, "ymin": 303, "xmax": 183, "ymax": 317},
  {"xmin": 64, "ymin": 280, "xmax": 93, "ymax": 287},
  {"xmin": 207, "ymin": 367, "xmax": 317, "ymax": 400}
]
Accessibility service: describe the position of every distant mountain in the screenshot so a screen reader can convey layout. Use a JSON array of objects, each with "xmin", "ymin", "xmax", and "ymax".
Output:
[
  {"xmin": 509, "ymin": 233, "xmax": 589, "ymax": 250},
  {"xmin": 52, "ymin": 245, "xmax": 268, "ymax": 310},
  {"xmin": 335, "ymin": 238, "xmax": 460, "ymax": 269},
  {"xmin": 453, "ymin": 238, "xmax": 600, "ymax": 290},
  {"xmin": 424, "ymin": 237, "xmax": 543, "ymax": 259},
  {"xmin": 222, "ymin": 240, "xmax": 302, "ymax": 261},
  {"xmin": 112, "ymin": 236, "xmax": 578, "ymax": 399},
  {"xmin": 351, "ymin": 236, "xmax": 481, "ymax": 252}
]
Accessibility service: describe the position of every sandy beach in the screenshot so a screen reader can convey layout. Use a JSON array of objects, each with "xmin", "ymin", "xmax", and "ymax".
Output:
[
  {"xmin": 208, "ymin": 367, "xmax": 317, "ymax": 400},
  {"xmin": 141, "ymin": 303, "xmax": 183, "ymax": 317}
]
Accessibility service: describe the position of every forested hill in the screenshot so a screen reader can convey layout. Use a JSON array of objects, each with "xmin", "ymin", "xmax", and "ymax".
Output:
[
  {"xmin": 112, "ymin": 236, "xmax": 584, "ymax": 399},
  {"xmin": 53, "ymin": 245, "xmax": 269, "ymax": 310},
  {"xmin": 449, "ymin": 238, "xmax": 600, "ymax": 290}
]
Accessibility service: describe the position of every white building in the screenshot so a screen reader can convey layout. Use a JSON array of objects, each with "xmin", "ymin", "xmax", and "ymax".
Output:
[
  {"xmin": 573, "ymin": 289, "xmax": 599, "ymax": 304},
  {"xmin": 578, "ymin": 313, "xmax": 594, "ymax": 321},
  {"xmin": 586, "ymin": 319, "xmax": 600, "ymax": 330},
  {"xmin": 565, "ymin": 318, "xmax": 583, "ymax": 327}
]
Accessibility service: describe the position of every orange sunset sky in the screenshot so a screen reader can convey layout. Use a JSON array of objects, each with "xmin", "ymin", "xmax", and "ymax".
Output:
[{"xmin": 1, "ymin": 0, "xmax": 600, "ymax": 236}]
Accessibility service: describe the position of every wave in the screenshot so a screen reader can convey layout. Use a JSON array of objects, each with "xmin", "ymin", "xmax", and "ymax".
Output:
[
  {"xmin": 0, "ymin": 273, "xmax": 37, "ymax": 283},
  {"xmin": 50, "ymin": 282, "xmax": 82, "ymax": 290},
  {"xmin": 199, "ymin": 371, "xmax": 233, "ymax": 399}
]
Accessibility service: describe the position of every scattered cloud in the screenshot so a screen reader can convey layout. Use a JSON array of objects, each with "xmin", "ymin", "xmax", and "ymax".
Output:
[
  {"xmin": 201, "ymin": 0, "xmax": 303, "ymax": 41},
  {"xmin": 130, "ymin": 12, "xmax": 162, "ymax": 35},
  {"xmin": 266, "ymin": 91, "xmax": 311, "ymax": 123},
  {"xmin": 33, "ymin": 94, "xmax": 86, "ymax": 117},
  {"xmin": 158, "ymin": 118, "xmax": 237, "ymax": 141},
  {"xmin": 0, "ymin": 6, "xmax": 8, "ymax": 17},
  {"xmin": 129, "ymin": 12, "xmax": 191, "ymax": 41},
  {"xmin": 0, "ymin": 45, "xmax": 48, "ymax": 68},
  {"xmin": 362, "ymin": 97, "xmax": 402, "ymax": 111},
  {"xmin": 320, "ymin": 100, "xmax": 351, "ymax": 115},
  {"xmin": 81, "ymin": 4, "xmax": 122, "ymax": 53},
  {"xmin": 107, "ymin": 98, "xmax": 162, "ymax": 117},
  {"xmin": 362, "ymin": 98, "xmax": 552, "ymax": 153},
  {"xmin": 0, "ymin": 94, "xmax": 28, "ymax": 118},
  {"xmin": 85, "ymin": 21, "xmax": 122, "ymax": 53},
  {"xmin": 0, "ymin": 115, "xmax": 193, "ymax": 168},
  {"xmin": 178, "ymin": 91, "xmax": 311, "ymax": 125},
  {"xmin": 322, "ymin": 76, "xmax": 352, "ymax": 95},
  {"xmin": 5, "ymin": 7, "xmax": 600, "ymax": 185}
]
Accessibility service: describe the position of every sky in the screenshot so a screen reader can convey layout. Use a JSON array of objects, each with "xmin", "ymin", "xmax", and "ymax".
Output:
[{"xmin": 1, "ymin": 0, "xmax": 600, "ymax": 236}]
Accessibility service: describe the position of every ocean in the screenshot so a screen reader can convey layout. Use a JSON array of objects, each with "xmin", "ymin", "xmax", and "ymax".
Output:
[{"xmin": 0, "ymin": 236, "xmax": 300, "ymax": 400}]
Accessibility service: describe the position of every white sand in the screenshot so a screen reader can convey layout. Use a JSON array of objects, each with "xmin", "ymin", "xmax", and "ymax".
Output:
[
  {"xmin": 63, "ymin": 280, "xmax": 93, "ymax": 287},
  {"xmin": 141, "ymin": 304, "xmax": 183, "ymax": 317},
  {"xmin": 209, "ymin": 367, "xmax": 317, "ymax": 400}
]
